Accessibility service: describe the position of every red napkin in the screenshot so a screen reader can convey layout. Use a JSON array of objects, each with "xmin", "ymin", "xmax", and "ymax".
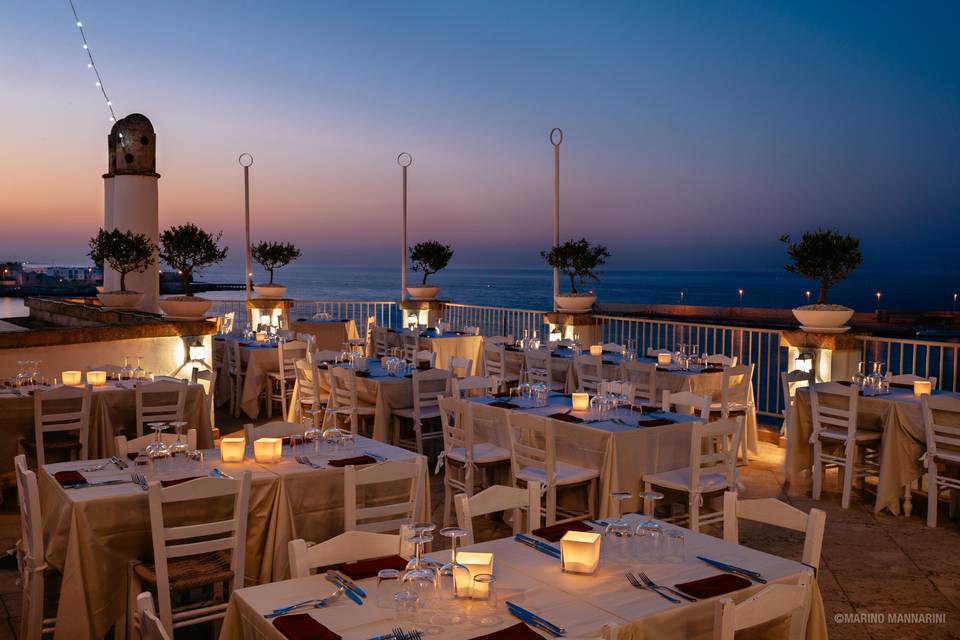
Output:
[
  {"xmin": 493, "ymin": 391, "xmax": 513, "ymax": 398},
  {"xmin": 637, "ymin": 418, "xmax": 675, "ymax": 427},
  {"xmin": 889, "ymin": 381, "xmax": 914, "ymax": 389},
  {"xmin": 53, "ymin": 470, "xmax": 87, "ymax": 487},
  {"xmin": 532, "ymin": 519, "xmax": 592, "ymax": 542},
  {"xmin": 630, "ymin": 405, "xmax": 661, "ymax": 413},
  {"xmin": 700, "ymin": 367, "xmax": 725, "ymax": 374},
  {"xmin": 489, "ymin": 401, "xmax": 520, "ymax": 409},
  {"xmin": 469, "ymin": 622, "xmax": 546, "ymax": 640},
  {"xmin": 549, "ymin": 412, "xmax": 583, "ymax": 423},
  {"xmin": 656, "ymin": 367, "xmax": 673, "ymax": 372},
  {"xmin": 160, "ymin": 476, "xmax": 203, "ymax": 488},
  {"xmin": 327, "ymin": 455, "xmax": 377, "ymax": 468},
  {"xmin": 674, "ymin": 573, "xmax": 751, "ymax": 599},
  {"xmin": 272, "ymin": 613, "xmax": 341, "ymax": 640},
  {"xmin": 336, "ymin": 554, "xmax": 408, "ymax": 580},
  {"xmin": 354, "ymin": 370, "xmax": 371, "ymax": 378}
]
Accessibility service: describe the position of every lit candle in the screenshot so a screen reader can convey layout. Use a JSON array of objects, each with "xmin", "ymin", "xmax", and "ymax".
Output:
[
  {"xmin": 253, "ymin": 437, "xmax": 282, "ymax": 463},
  {"xmin": 220, "ymin": 437, "xmax": 246, "ymax": 462},
  {"xmin": 62, "ymin": 371, "xmax": 82, "ymax": 386},
  {"xmin": 560, "ymin": 531, "xmax": 601, "ymax": 574},
  {"xmin": 657, "ymin": 353, "xmax": 671, "ymax": 367},
  {"xmin": 455, "ymin": 551, "xmax": 494, "ymax": 598},
  {"xmin": 86, "ymin": 370, "xmax": 107, "ymax": 386},
  {"xmin": 913, "ymin": 380, "xmax": 932, "ymax": 398},
  {"xmin": 571, "ymin": 393, "xmax": 590, "ymax": 411},
  {"xmin": 589, "ymin": 345, "xmax": 603, "ymax": 357}
]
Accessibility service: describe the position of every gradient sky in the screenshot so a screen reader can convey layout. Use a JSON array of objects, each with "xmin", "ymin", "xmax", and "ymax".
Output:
[{"xmin": 1, "ymin": 1, "xmax": 958, "ymax": 270}]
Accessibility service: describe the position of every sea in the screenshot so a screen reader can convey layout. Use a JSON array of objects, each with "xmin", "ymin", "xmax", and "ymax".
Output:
[{"xmin": 3, "ymin": 264, "xmax": 956, "ymax": 318}]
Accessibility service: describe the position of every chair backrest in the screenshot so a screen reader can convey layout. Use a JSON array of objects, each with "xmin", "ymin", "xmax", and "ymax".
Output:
[
  {"xmin": 574, "ymin": 354, "xmax": 603, "ymax": 392},
  {"xmin": 191, "ymin": 368, "xmax": 217, "ymax": 430},
  {"xmin": 887, "ymin": 372, "xmax": 938, "ymax": 388},
  {"xmin": 312, "ymin": 350, "xmax": 341, "ymax": 364},
  {"xmin": 781, "ymin": 369, "xmax": 814, "ymax": 415},
  {"xmin": 33, "ymin": 384, "xmax": 92, "ymax": 467},
  {"xmin": 688, "ymin": 418, "xmax": 742, "ymax": 492},
  {"xmin": 288, "ymin": 531, "xmax": 401, "ymax": 579},
  {"xmin": 523, "ymin": 350, "xmax": 552, "ymax": 387},
  {"xmin": 344, "ymin": 458, "xmax": 425, "ymax": 533},
  {"xmin": 147, "ymin": 472, "xmax": 251, "ymax": 633},
  {"xmin": 646, "ymin": 348, "xmax": 670, "ymax": 357},
  {"xmin": 707, "ymin": 354, "xmax": 738, "ymax": 367},
  {"xmin": 486, "ymin": 335, "xmax": 514, "ymax": 346},
  {"xmin": 483, "ymin": 343, "xmax": 507, "ymax": 379},
  {"xmin": 506, "ymin": 412, "xmax": 555, "ymax": 486},
  {"xmin": 713, "ymin": 572, "xmax": 811, "ymax": 640},
  {"xmin": 14, "ymin": 455, "xmax": 43, "ymax": 563},
  {"xmin": 415, "ymin": 350, "xmax": 437, "ymax": 367},
  {"xmin": 599, "ymin": 380, "xmax": 636, "ymax": 405},
  {"xmin": 601, "ymin": 342, "xmax": 622, "ymax": 353},
  {"xmin": 809, "ymin": 382, "xmax": 858, "ymax": 440},
  {"xmin": 439, "ymin": 396, "xmax": 473, "ymax": 463},
  {"xmin": 921, "ymin": 394, "xmax": 960, "ymax": 464},
  {"xmin": 294, "ymin": 358, "xmax": 323, "ymax": 409},
  {"xmin": 447, "ymin": 356, "xmax": 473, "ymax": 378},
  {"xmin": 328, "ymin": 367, "xmax": 360, "ymax": 425},
  {"xmin": 454, "ymin": 483, "xmax": 541, "ymax": 546},
  {"xmin": 720, "ymin": 364, "xmax": 754, "ymax": 410},
  {"xmin": 620, "ymin": 361, "xmax": 657, "ymax": 405},
  {"xmin": 137, "ymin": 592, "xmax": 172, "ymax": 640},
  {"xmin": 135, "ymin": 379, "xmax": 188, "ymax": 438},
  {"xmin": 278, "ymin": 340, "xmax": 308, "ymax": 379},
  {"xmin": 451, "ymin": 376, "xmax": 499, "ymax": 398},
  {"xmin": 411, "ymin": 368, "xmax": 449, "ymax": 420},
  {"xmin": 722, "ymin": 492, "xmax": 826, "ymax": 570},
  {"xmin": 244, "ymin": 420, "xmax": 304, "ymax": 442},
  {"xmin": 661, "ymin": 390, "xmax": 711, "ymax": 421},
  {"xmin": 221, "ymin": 311, "xmax": 235, "ymax": 335},
  {"xmin": 116, "ymin": 430, "xmax": 197, "ymax": 456},
  {"xmin": 372, "ymin": 326, "xmax": 390, "ymax": 359},
  {"xmin": 402, "ymin": 333, "xmax": 419, "ymax": 363}
]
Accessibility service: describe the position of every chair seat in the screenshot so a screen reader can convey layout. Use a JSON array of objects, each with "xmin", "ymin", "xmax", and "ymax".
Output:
[
  {"xmin": 301, "ymin": 394, "xmax": 330, "ymax": 405},
  {"xmin": 19, "ymin": 433, "xmax": 81, "ymax": 451},
  {"xmin": 817, "ymin": 428, "xmax": 881, "ymax": 443},
  {"xmin": 392, "ymin": 406, "xmax": 441, "ymax": 421},
  {"xmin": 267, "ymin": 372, "xmax": 297, "ymax": 382},
  {"xmin": 709, "ymin": 402, "xmax": 750, "ymax": 413},
  {"xmin": 518, "ymin": 462, "xmax": 599, "ymax": 487},
  {"xmin": 642, "ymin": 467, "xmax": 732, "ymax": 493},
  {"xmin": 133, "ymin": 550, "xmax": 233, "ymax": 591},
  {"xmin": 446, "ymin": 442, "xmax": 511, "ymax": 465},
  {"xmin": 329, "ymin": 405, "xmax": 376, "ymax": 416}
]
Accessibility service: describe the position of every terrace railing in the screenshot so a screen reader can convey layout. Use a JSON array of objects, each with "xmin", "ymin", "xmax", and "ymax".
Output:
[
  {"xmin": 209, "ymin": 300, "xmax": 400, "ymax": 340},
  {"xmin": 440, "ymin": 303, "xmax": 550, "ymax": 341},
  {"xmin": 861, "ymin": 336, "xmax": 959, "ymax": 393}
]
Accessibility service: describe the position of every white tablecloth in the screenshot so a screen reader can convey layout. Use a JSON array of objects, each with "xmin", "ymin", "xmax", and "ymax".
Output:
[{"xmin": 214, "ymin": 338, "xmax": 280, "ymax": 419}]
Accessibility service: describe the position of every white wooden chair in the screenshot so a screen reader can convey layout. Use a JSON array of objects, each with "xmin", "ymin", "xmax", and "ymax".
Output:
[
  {"xmin": 14, "ymin": 455, "xmax": 56, "ymax": 640},
  {"xmin": 447, "ymin": 356, "xmax": 473, "ymax": 378},
  {"xmin": 267, "ymin": 339, "xmax": 307, "ymax": 419},
  {"xmin": 393, "ymin": 368, "xmax": 450, "ymax": 454},
  {"xmin": 781, "ymin": 369, "xmax": 815, "ymax": 482},
  {"xmin": 722, "ymin": 492, "xmax": 826, "ymax": 571},
  {"xmin": 710, "ymin": 364, "xmax": 754, "ymax": 464},
  {"xmin": 809, "ymin": 381, "xmax": 880, "ymax": 509},
  {"xmin": 414, "ymin": 350, "xmax": 437, "ymax": 368},
  {"xmin": 506, "ymin": 412, "xmax": 599, "ymax": 525},
  {"xmin": 523, "ymin": 350, "xmax": 563, "ymax": 391},
  {"xmin": 190, "ymin": 367, "xmax": 217, "ymax": 432},
  {"xmin": 661, "ymin": 390, "xmax": 711, "ymax": 421},
  {"xmin": 344, "ymin": 459, "xmax": 425, "ymax": 533},
  {"xmin": 135, "ymin": 379, "xmax": 187, "ymax": 439},
  {"xmin": 707, "ymin": 354, "xmax": 738, "ymax": 367},
  {"xmin": 402, "ymin": 333, "xmax": 419, "ymax": 363},
  {"xmin": 371, "ymin": 326, "xmax": 391, "ymax": 359},
  {"xmin": 29, "ymin": 384, "xmax": 91, "ymax": 467},
  {"xmin": 288, "ymin": 531, "xmax": 402, "ymax": 578},
  {"xmin": 573, "ymin": 354, "xmax": 603, "ymax": 393},
  {"xmin": 599, "ymin": 380, "xmax": 636, "ymax": 405},
  {"xmin": 116, "ymin": 430, "xmax": 197, "ymax": 457},
  {"xmin": 224, "ymin": 339, "xmax": 245, "ymax": 418},
  {"xmin": 620, "ymin": 361, "xmax": 657, "ymax": 405},
  {"xmin": 293, "ymin": 358, "xmax": 329, "ymax": 422},
  {"xmin": 323, "ymin": 367, "xmax": 376, "ymax": 434},
  {"xmin": 438, "ymin": 397, "xmax": 511, "ymax": 526},
  {"xmin": 646, "ymin": 348, "xmax": 670, "ymax": 358},
  {"xmin": 600, "ymin": 342, "xmax": 623, "ymax": 353},
  {"xmin": 920, "ymin": 394, "xmax": 960, "ymax": 527},
  {"xmin": 482, "ymin": 343, "xmax": 517, "ymax": 390},
  {"xmin": 713, "ymin": 572, "xmax": 812, "ymax": 640},
  {"xmin": 451, "ymin": 376, "xmax": 499, "ymax": 399},
  {"xmin": 136, "ymin": 592, "xmax": 172, "ymax": 640},
  {"xmin": 642, "ymin": 417, "xmax": 742, "ymax": 531},
  {"xmin": 454, "ymin": 483, "xmax": 541, "ymax": 546},
  {"xmin": 244, "ymin": 420, "xmax": 305, "ymax": 442},
  {"xmin": 486, "ymin": 335, "xmax": 514, "ymax": 346},
  {"xmin": 311, "ymin": 349, "xmax": 342, "ymax": 364},
  {"xmin": 888, "ymin": 372, "xmax": 938, "ymax": 388},
  {"xmin": 130, "ymin": 472, "xmax": 251, "ymax": 637}
]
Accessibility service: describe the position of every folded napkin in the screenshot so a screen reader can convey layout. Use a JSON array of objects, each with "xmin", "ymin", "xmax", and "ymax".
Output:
[
  {"xmin": 505, "ymin": 346, "xmax": 523, "ymax": 352},
  {"xmin": 417, "ymin": 362, "xmax": 432, "ymax": 371},
  {"xmin": 889, "ymin": 381, "xmax": 914, "ymax": 389},
  {"xmin": 53, "ymin": 470, "xmax": 87, "ymax": 487},
  {"xmin": 674, "ymin": 573, "xmax": 751, "ymax": 599},
  {"xmin": 602, "ymin": 359, "xmax": 617, "ymax": 365},
  {"xmin": 656, "ymin": 367, "xmax": 674, "ymax": 372},
  {"xmin": 549, "ymin": 412, "xmax": 583, "ymax": 423},
  {"xmin": 336, "ymin": 554, "xmax": 408, "ymax": 580},
  {"xmin": 637, "ymin": 418, "xmax": 676, "ymax": 427},
  {"xmin": 532, "ymin": 519, "xmax": 592, "ymax": 542},
  {"xmin": 700, "ymin": 367, "xmax": 725, "ymax": 374},
  {"xmin": 160, "ymin": 476, "xmax": 203, "ymax": 488},
  {"xmin": 630, "ymin": 404, "xmax": 661, "ymax": 414},
  {"xmin": 354, "ymin": 370, "xmax": 371, "ymax": 378},
  {"xmin": 493, "ymin": 391, "xmax": 513, "ymax": 398},
  {"xmin": 489, "ymin": 401, "xmax": 520, "ymax": 410},
  {"xmin": 327, "ymin": 455, "xmax": 377, "ymax": 468},
  {"xmin": 272, "ymin": 613, "xmax": 340, "ymax": 640},
  {"xmin": 468, "ymin": 622, "xmax": 545, "ymax": 640}
]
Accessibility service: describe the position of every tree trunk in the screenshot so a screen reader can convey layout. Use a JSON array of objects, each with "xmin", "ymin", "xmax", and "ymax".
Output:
[
  {"xmin": 568, "ymin": 272, "xmax": 578, "ymax": 294},
  {"xmin": 422, "ymin": 271, "xmax": 429, "ymax": 286},
  {"xmin": 119, "ymin": 271, "xmax": 126, "ymax": 292},
  {"xmin": 183, "ymin": 272, "xmax": 193, "ymax": 297},
  {"xmin": 817, "ymin": 282, "xmax": 829, "ymax": 305},
  {"xmin": 268, "ymin": 268, "xmax": 274, "ymax": 285}
]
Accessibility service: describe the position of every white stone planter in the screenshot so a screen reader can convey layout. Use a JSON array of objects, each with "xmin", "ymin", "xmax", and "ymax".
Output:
[
  {"xmin": 254, "ymin": 284, "xmax": 288, "ymax": 299},
  {"xmin": 158, "ymin": 296, "xmax": 213, "ymax": 320},
  {"xmin": 792, "ymin": 305, "xmax": 854, "ymax": 332},
  {"xmin": 555, "ymin": 293, "xmax": 596, "ymax": 314},
  {"xmin": 97, "ymin": 291, "xmax": 144, "ymax": 309},
  {"xmin": 407, "ymin": 286, "xmax": 440, "ymax": 301}
]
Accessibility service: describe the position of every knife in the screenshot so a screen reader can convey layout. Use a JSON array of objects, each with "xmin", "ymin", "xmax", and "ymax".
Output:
[
  {"xmin": 325, "ymin": 573, "xmax": 364, "ymax": 604},
  {"xmin": 506, "ymin": 601, "xmax": 565, "ymax": 636},
  {"xmin": 111, "ymin": 455, "xmax": 128, "ymax": 470},
  {"xmin": 696, "ymin": 556, "xmax": 767, "ymax": 583},
  {"xmin": 362, "ymin": 450, "xmax": 386, "ymax": 463},
  {"xmin": 514, "ymin": 534, "xmax": 561, "ymax": 558},
  {"xmin": 330, "ymin": 570, "xmax": 366, "ymax": 598}
]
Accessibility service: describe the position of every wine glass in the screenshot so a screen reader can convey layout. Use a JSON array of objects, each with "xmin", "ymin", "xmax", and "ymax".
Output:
[
  {"xmin": 133, "ymin": 356, "xmax": 145, "ymax": 381},
  {"xmin": 635, "ymin": 490, "xmax": 666, "ymax": 560},
  {"xmin": 304, "ymin": 417, "xmax": 323, "ymax": 454},
  {"xmin": 434, "ymin": 527, "xmax": 469, "ymax": 625},
  {"xmin": 120, "ymin": 356, "xmax": 133, "ymax": 381},
  {"xmin": 401, "ymin": 530, "xmax": 438, "ymax": 619},
  {"xmin": 167, "ymin": 420, "xmax": 190, "ymax": 465},
  {"xmin": 144, "ymin": 423, "xmax": 171, "ymax": 476},
  {"xmin": 603, "ymin": 491, "xmax": 635, "ymax": 563}
]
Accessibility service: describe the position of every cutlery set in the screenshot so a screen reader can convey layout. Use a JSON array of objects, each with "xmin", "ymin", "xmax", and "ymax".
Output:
[
  {"xmin": 514, "ymin": 534, "xmax": 560, "ymax": 559},
  {"xmin": 294, "ymin": 455, "xmax": 324, "ymax": 469},
  {"xmin": 266, "ymin": 571, "xmax": 367, "ymax": 619},
  {"xmin": 506, "ymin": 601, "xmax": 566, "ymax": 637},
  {"xmin": 368, "ymin": 628, "xmax": 422, "ymax": 640}
]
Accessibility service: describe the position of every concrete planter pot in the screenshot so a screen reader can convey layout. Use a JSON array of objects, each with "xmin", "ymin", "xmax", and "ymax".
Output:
[
  {"xmin": 97, "ymin": 291, "xmax": 144, "ymax": 309},
  {"xmin": 158, "ymin": 296, "xmax": 213, "ymax": 320},
  {"xmin": 793, "ymin": 304, "xmax": 854, "ymax": 332},
  {"xmin": 407, "ymin": 286, "xmax": 440, "ymax": 301},
  {"xmin": 254, "ymin": 284, "xmax": 288, "ymax": 299},
  {"xmin": 555, "ymin": 293, "xmax": 596, "ymax": 314}
]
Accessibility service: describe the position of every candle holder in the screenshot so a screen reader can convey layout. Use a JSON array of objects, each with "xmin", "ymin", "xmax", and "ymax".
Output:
[
  {"xmin": 560, "ymin": 531, "xmax": 601, "ymax": 574},
  {"xmin": 220, "ymin": 437, "xmax": 246, "ymax": 462}
]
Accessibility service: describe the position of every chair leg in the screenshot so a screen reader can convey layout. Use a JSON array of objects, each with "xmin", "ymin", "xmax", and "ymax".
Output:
[
  {"xmin": 643, "ymin": 481, "xmax": 653, "ymax": 516},
  {"xmin": 927, "ymin": 468, "xmax": 938, "ymax": 528},
  {"xmin": 546, "ymin": 485, "xmax": 557, "ymax": 526},
  {"xmin": 443, "ymin": 481, "xmax": 453, "ymax": 527},
  {"xmin": 587, "ymin": 478, "xmax": 597, "ymax": 519},
  {"xmin": 414, "ymin": 420, "xmax": 424, "ymax": 455},
  {"xmin": 688, "ymin": 493, "xmax": 700, "ymax": 531},
  {"xmin": 812, "ymin": 443, "xmax": 824, "ymax": 501},
  {"xmin": 841, "ymin": 443, "xmax": 855, "ymax": 509}
]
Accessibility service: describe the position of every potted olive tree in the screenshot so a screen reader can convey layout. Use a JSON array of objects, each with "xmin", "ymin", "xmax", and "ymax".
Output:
[
  {"xmin": 781, "ymin": 229, "xmax": 862, "ymax": 331},
  {"xmin": 158, "ymin": 223, "xmax": 229, "ymax": 318},
  {"xmin": 251, "ymin": 241, "xmax": 301, "ymax": 298},
  {"xmin": 541, "ymin": 238, "xmax": 610, "ymax": 313},
  {"xmin": 88, "ymin": 228, "xmax": 156, "ymax": 309},
  {"xmin": 407, "ymin": 240, "xmax": 453, "ymax": 300}
]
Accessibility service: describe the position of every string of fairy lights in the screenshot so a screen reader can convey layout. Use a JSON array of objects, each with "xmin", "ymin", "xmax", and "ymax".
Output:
[{"xmin": 67, "ymin": 0, "xmax": 118, "ymax": 123}]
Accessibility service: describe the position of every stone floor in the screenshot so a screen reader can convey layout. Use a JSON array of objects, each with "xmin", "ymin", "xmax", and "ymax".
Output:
[{"xmin": 0, "ymin": 427, "xmax": 958, "ymax": 639}]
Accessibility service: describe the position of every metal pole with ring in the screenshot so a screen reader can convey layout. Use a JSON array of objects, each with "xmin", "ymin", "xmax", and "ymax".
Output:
[
  {"xmin": 398, "ymin": 152, "xmax": 413, "ymax": 301},
  {"xmin": 550, "ymin": 128, "xmax": 563, "ymax": 311},
  {"xmin": 239, "ymin": 153, "xmax": 254, "ymax": 305}
]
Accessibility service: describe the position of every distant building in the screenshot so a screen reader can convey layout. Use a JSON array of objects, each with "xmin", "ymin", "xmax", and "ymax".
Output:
[{"xmin": 21, "ymin": 263, "xmax": 101, "ymax": 283}]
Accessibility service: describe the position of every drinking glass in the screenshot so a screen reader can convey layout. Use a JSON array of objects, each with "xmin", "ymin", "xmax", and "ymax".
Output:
[
  {"xmin": 304, "ymin": 420, "xmax": 323, "ymax": 454},
  {"xmin": 145, "ymin": 423, "xmax": 171, "ymax": 476},
  {"xmin": 377, "ymin": 569, "xmax": 402, "ymax": 608},
  {"xmin": 663, "ymin": 530, "xmax": 685, "ymax": 563},
  {"xmin": 394, "ymin": 590, "xmax": 419, "ymax": 622},
  {"xmin": 434, "ymin": 527, "xmax": 469, "ymax": 624},
  {"xmin": 167, "ymin": 421, "xmax": 190, "ymax": 467},
  {"xmin": 469, "ymin": 575, "xmax": 500, "ymax": 626},
  {"xmin": 603, "ymin": 491, "xmax": 635, "ymax": 563},
  {"xmin": 133, "ymin": 356, "xmax": 145, "ymax": 380},
  {"xmin": 120, "ymin": 356, "xmax": 133, "ymax": 381},
  {"xmin": 635, "ymin": 490, "xmax": 665, "ymax": 560}
]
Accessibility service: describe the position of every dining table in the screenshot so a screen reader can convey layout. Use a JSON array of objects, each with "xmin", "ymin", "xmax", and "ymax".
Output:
[
  {"xmin": 385, "ymin": 328, "xmax": 484, "ymax": 375},
  {"xmin": 467, "ymin": 394, "xmax": 701, "ymax": 517},
  {"xmin": 789, "ymin": 383, "xmax": 960, "ymax": 515},
  {"xmin": 289, "ymin": 319, "xmax": 360, "ymax": 352},
  {"xmin": 214, "ymin": 336, "xmax": 280, "ymax": 419},
  {"xmin": 219, "ymin": 515, "xmax": 826, "ymax": 640},
  {"xmin": 38, "ymin": 435, "xmax": 429, "ymax": 640}
]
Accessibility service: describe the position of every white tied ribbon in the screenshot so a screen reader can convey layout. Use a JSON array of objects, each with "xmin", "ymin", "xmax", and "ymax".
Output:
[
  {"xmin": 919, "ymin": 450, "xmax": 933, "ymax": 469},
  {"xmin": 434, "ymin": 451, "xmax": 446, "ymax": 475}
]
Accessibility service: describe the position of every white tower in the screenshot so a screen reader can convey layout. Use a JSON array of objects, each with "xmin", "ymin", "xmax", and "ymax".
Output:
[{"xmin": 103, "ymin": 114, "xmax": 160, "ymax": 312}]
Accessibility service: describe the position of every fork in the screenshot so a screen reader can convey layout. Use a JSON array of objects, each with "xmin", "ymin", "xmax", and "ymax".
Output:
[
  {"xmin": 132, "ymin": 472, "xmax": 148, "ymax": 491},
  {"xmin": 638, "ymin": 571, "xmax": 689, "ymax": 604},
  {"xmin": 295, "ymin": 455, "xmax": 322, "ymax": 469},
  {"xmin": 625, "ymin": 572, "xmax": 679, "ymax": 604},
  {"xmin": 79, "ymin": 463, "xmax": 107, "ymax": 472}
]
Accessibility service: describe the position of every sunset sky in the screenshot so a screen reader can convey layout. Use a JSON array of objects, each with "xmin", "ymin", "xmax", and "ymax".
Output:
[{"xmin": 1, "ymin": 1, "xmax": 957, "ymax": 270}]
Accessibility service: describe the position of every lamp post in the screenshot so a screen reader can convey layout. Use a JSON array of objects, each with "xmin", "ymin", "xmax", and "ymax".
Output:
[
  {"xmin": 398, "ymin": 153, "xmax": 412, "ymax": 301},
  {"xmin": 239, "ymin": 153, "xmax": 254, "ymax": 304},
  {"xmin": 550, "ymin": 128, "xmax": 563, "ymax": 311},
  {"xmin": 738, "ymin": 288, "xmax": 744, "ymax": 307},
  {"xmin": 805, "ymin": 290, "xmax": 811, "ymax": 304},
  {"xmin": 875, "ymin": 291, "xmax": 882, "ymax": 311}
]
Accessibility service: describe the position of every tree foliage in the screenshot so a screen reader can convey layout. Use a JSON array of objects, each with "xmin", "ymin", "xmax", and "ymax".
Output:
[
  {"xmin": 409, "ymin": 240, "xmax": 454, "ymax": 285},
  {"xmin": 780, "ymin": 229, "xmax": 862, "ymax": 304},
  {"xmin": 88, "ymin": 228, "xmax": 156, "ymax": 292},
  {"xmin": 251, "ymin": 241, "xmax": 301, "ymax": 285},
  {"xmin": 159, "ymin": 223, "xmax": 228, "ymax": 296},
  {"xmin": 541, "ymin": 238, "xmax": 610, "ymax": 294}
]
